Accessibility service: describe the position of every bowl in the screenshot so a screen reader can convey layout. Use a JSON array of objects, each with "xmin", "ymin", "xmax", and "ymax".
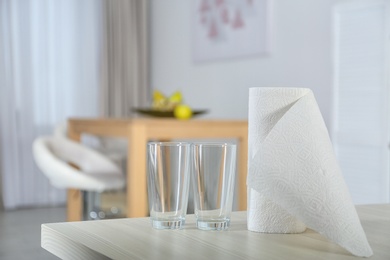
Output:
[{"xmin": 133, "ymin": 108, "xmax": 208, "ymax": 118}]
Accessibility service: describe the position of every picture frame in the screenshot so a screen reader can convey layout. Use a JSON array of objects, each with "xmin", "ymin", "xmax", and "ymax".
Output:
[{"xmin": 192, "ymin": 0, "xmax": 271, "ymax": 62}]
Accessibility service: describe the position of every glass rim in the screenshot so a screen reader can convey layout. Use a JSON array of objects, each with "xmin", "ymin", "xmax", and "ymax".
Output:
[
  {"xmin": 147, "ymin": 141, "xmax": 191, "ymax": 147},
  {"xmin": 192, "ymin": 142, "xmax": 236, "ymax": 148}
]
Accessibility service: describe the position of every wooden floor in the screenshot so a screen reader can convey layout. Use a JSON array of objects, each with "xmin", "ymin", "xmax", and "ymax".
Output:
[{"xmin": 0, "ymin": 206, "xmax": 66, "ymax": 260}]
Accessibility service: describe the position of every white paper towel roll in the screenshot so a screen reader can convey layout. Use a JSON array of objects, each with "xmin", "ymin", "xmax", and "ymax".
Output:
[{"xmin": 247, "ymin": 88, "xmax": 373, "ymax": 257}]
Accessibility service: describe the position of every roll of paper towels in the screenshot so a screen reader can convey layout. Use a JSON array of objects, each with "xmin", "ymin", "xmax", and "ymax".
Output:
[{"xmin": 247, "ymin": 87, "xmax": 372, "ymax": 257}]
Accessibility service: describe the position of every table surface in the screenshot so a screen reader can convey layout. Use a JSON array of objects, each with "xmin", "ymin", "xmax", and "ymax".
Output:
[
  {"xmin": 67, "ymin": 118, "xmax": 248, "ymax": 221},
  {"xmin": 41, "ymin": 204, "xmax": 390, "ymax": 260}
]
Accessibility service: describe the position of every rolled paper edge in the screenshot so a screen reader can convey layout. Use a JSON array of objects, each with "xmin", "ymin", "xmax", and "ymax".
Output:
[{"xmin": 247, "ymin": 188, "xmax": 307, "ymax": 234}]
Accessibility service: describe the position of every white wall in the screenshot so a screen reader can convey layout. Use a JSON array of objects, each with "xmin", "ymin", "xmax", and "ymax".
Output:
[{"xmin": 150, "ymin": 0, "xmax": 342, "ymax": 128}]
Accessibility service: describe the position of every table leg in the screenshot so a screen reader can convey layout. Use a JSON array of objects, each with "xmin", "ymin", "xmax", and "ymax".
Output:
[
  {"xmin": 127, "ymin": 123, "xmax": 149, "ymax": 217},
  {"xmin": 237, "ymin": 133, "xmax": 248, "ymax": 211},
  {"xmin": 67, "ymin": 123, "xmax": 83, "ymax": 221},
  {"xmin": 67, "ymin": 190, "xmax": 83, "ymax": 221}
]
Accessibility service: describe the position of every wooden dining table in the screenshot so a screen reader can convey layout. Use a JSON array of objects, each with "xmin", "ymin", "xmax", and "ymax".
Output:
[{"xmin": 67, "ymin": 118, "xmax": 248, "ymax": 221}]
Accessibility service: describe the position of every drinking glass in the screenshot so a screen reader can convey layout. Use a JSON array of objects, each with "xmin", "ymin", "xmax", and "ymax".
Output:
[
  {"xmin": 191, "ymin": 143, "xmax": 236, "ymax": 230},
  {"xmin": 147, "ymin": 142, "xmax": 191, "ymax": 229}
]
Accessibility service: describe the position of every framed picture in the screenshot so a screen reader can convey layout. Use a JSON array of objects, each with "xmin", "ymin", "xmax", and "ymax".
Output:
[{"xmin": 192, "ymin": 0, "xmax": 271, "ymax": 62}]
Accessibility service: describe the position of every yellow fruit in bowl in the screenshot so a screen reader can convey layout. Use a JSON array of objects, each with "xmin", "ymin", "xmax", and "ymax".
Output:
[
  {"xmin": 169, "ymin": 91, "xmax": 183, "ymax": 103},
  {"xmin": 152, "ymin": 90, "xmax": 168, "ymax": 110},
  {"xmin": 174, "ymin": 104, "xmax": 193, "ymax": 120},
  {"xmin": 153, "ymin": 90, "xmax": 166, "ymax": 102}
]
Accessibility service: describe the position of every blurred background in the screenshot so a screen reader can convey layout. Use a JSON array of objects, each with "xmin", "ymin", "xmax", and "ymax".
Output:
[{"xmin": 0, "ymin": 0, "xmax": 388, "ymax": 227}]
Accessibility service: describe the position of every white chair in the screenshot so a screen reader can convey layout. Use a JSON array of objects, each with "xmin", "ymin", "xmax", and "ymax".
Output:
[
  {"xmin": 33, "ymin": 136, "xmax": 125, "ymax": 220},
  {"xmin": 54, "ymin": 121, "xmax": 128, "ymax": 174}
]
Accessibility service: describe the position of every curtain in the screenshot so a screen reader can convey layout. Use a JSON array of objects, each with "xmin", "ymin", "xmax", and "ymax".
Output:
[
  {"xmin": 0, "ymin": 0, "xmax": 150, "ymax": 209},
  {"xmin": 100, "ymin": 0, "xmax": 150, "ymax": 117},
  {"xmin": 0, "ymin": 0, "xmax": 102, "ymax": 209},
  {"xmin": 95, "ymin": 0, "xmax": 150, "ymax": 169}
]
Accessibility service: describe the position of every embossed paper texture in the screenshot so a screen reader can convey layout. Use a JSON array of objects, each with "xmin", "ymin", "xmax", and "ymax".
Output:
[{"xmin": 247, "ymin": 88, "xmax": 373, "ymax": 257}]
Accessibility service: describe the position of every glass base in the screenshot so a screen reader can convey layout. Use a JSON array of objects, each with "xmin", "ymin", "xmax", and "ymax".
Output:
[
  {"xmin": 151, "ymin": 219, "xmax": 185, "ymax": 229},
  {"xmin": 196, "ymin": 219, "xmax": 230, "ymax": 231}
]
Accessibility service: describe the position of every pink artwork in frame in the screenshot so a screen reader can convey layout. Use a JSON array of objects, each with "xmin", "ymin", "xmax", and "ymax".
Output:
[{"xmin": 193, "ymin": 0, "xmax": 271, "ymax": 62}]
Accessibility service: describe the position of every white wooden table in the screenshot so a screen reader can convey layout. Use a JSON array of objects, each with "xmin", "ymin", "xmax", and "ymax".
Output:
[{"xmin": 41, "ymin": 204, "xmax": 390, "ymax": 260}]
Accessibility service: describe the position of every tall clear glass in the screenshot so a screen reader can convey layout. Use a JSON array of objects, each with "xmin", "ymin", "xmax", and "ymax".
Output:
[
  {"xmin": 191, "ymin": 143, "xmax": 237, "ymax": 230},
  {"xmin": 147, "ymin": 142, "xmax": 191, "ymax": 229}
]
